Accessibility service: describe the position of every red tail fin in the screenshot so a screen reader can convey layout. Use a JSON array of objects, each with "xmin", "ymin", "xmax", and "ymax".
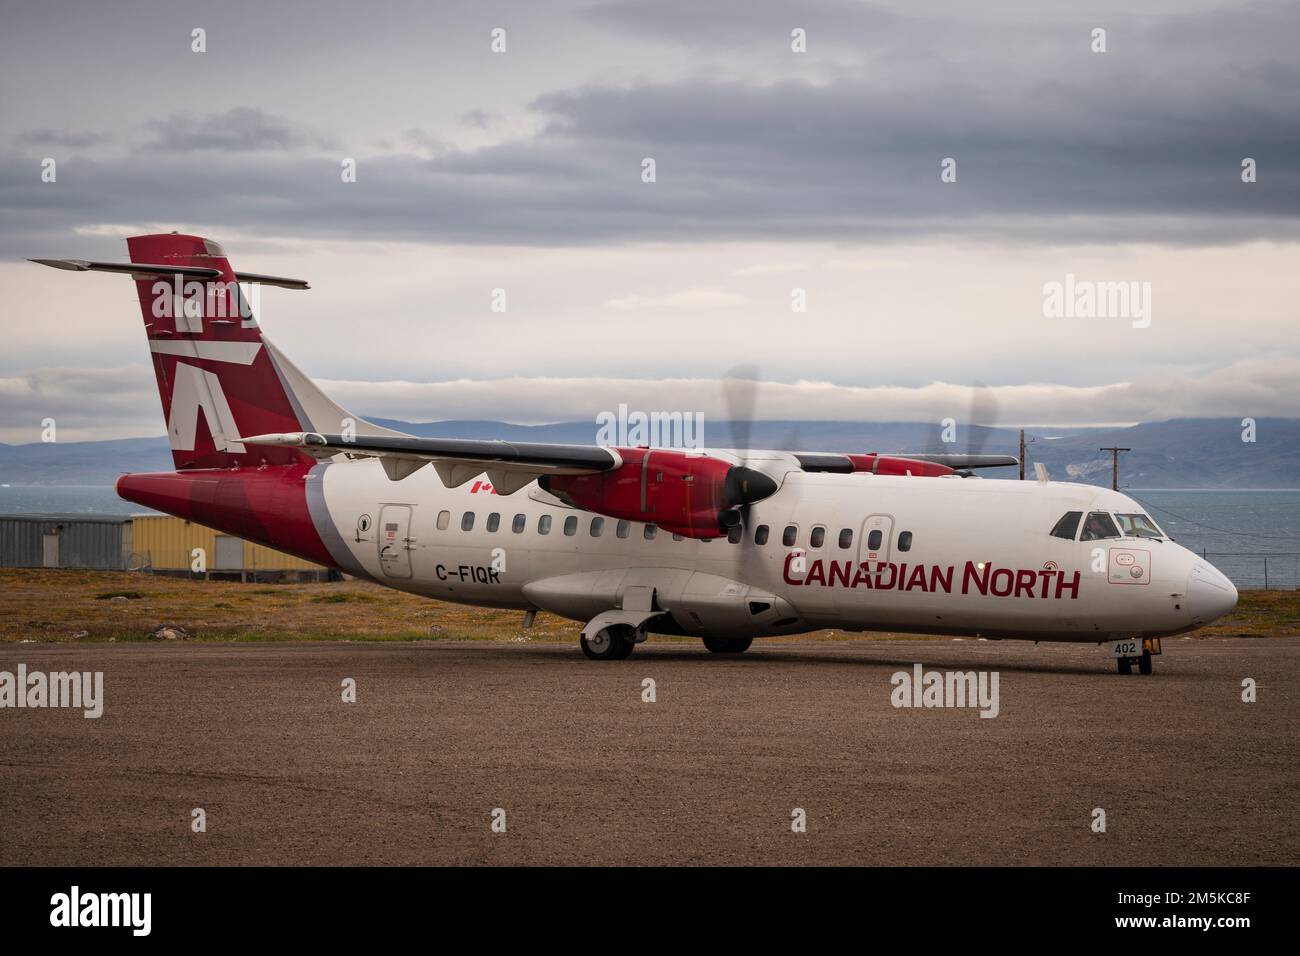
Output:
[{"xmin": 127, "ymin": 233, "xmax": 311, "ymax": 469}]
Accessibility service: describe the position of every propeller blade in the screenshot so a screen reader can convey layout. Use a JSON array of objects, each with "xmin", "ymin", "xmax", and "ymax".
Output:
[
  {"xmin": 721, "ymin": 363, "xmax": 760, "ymax": 459},
  {"xmin": 967, "ymin": 380, "xmax": 998, "ymax": 458}
]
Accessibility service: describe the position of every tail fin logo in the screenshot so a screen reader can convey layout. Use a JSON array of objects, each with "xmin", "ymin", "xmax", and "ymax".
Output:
[{"xmin": 168, "ymin": 362, "xmax": 247, "ymax": 453}]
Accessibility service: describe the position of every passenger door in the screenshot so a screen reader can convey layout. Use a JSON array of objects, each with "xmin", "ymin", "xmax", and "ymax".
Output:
[{"xmin": 859, "ymin": 514, "xmax": 894, "ymax": 569}]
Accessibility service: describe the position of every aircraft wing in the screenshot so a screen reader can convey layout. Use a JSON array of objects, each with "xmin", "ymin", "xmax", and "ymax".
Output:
[
  {"xmin": 794, "ymin": 452, "xmax": 1019, "ymax": 473},
  {"xmin": 241, "ymin": 431, "xmax": 620, "ymax": 494},
  {"xmin": 883, "ymin": 453, "xmax": 1019, "ymax": 469}
]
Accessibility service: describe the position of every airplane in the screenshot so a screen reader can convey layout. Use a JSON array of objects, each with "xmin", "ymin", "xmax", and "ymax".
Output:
[{"xmin": 32, "ymin": 233, "xmax": 1239, "ymax": 673}]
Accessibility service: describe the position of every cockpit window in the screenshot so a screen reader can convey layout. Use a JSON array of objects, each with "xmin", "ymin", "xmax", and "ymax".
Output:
[
  {"xmin": 1050, "ymin": 511, "xmax": 1082, "ymax": 540},
  {"xmin": 1079, "ymin": 511, "xmax": 1121, "ymax": 541},
  {"xmin": 1115, "ymin": 513, "xmax": 1164, "ymax": 539}
]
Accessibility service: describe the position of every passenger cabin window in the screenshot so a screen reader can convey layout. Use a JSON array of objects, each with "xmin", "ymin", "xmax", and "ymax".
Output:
[
  {"xmin": 755, "ymin": 524, "xmax": 770, "ymax": 546},
  {"xmin": 590, "ymin": 517, "xmax": 605, "ymax": 537},
  {"xmin": 538, "ymin": 514, "xmax": 552, "ymax": 535},
  {"xmin": 1050, "ymin": 511, "xmax": 1082, "ymax": 540},
  {"xmin": 644, "ymin": 524, "xmax": 657, "ymax": 540},
  {"xmin": 616, "ymin": 520, "xmax": 630, "ymax": 539},
  {"xmin": 782, "ymin": 525, "xmax": 798, "ymax": 547},
  {"xmin": 673, "ymin": 533, "xmax": 684, "ymax": 542},
  {"xmin": 727, "ymin": 525, "xmax": 742, "ymax": 544},
  {"xmin": 810, "ymin": 526, "xmax": 826, "ymax": 548},
  {"xmin": 867, "ymin": 529, "xmax": 883, "ymax": 550},
  {"xmin": 1079, "ymin": 511, "xmax": 1121, "ymax": 541},
  {"xmin": 486, "ymin": 513, "xmax": 500, "ymax": 533},
  {"xmin": 563, "ymin": 516, "xmax": 578, "ymax": 536},
  {"xmin": 838, "ymin": 528, "xmax": 853, "ymax": 549},
  {"xmin": 461, "ymin": 512, "xmax": 475, "ymax": 532},
  {"xmin": 897, "ymin": 531, "xmax": 912, "ymax": 552},
  {"xmin": 436, "ymin": 510, "xmax": 450, "ymax": 531},
  {"xmin": 1115, "ymin": 513, "xmax": 1164, "ymax": 539},
  {"xmin": 512, "ymin": 513, "xmax": 526, "ymax": 534}
]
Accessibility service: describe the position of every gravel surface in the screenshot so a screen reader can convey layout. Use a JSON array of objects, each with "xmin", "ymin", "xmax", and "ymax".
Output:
[{"xmin": 0, "ymin": 637, "xmax": 1294, "ymax": 865}]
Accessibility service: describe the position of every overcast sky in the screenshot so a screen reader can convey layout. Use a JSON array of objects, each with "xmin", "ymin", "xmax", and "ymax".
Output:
[{"xmin": 1, "ymin": 0, "xmax": 1298, "ymax": 441}]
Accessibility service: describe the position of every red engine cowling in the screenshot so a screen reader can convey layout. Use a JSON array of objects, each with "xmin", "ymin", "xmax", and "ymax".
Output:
[
  {"xmin": 846, "ymin": 453, "xmax": 955, "ymax": 477},
  {"xmin": 540, "ymin": 448, "xmax": 776, "ymax": 539}
]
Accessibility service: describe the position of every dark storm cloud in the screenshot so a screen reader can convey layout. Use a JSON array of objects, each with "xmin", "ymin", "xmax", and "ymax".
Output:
[{"xmin": 2, "ymin": 0, "xmax": 1298, "ymax": 253}]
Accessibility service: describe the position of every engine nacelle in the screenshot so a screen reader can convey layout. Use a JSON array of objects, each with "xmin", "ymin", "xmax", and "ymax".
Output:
[
  {"xmin": 540, "ymin": 448, "xmax": 776, "ymax": 539},
  {"xmin": 846, "ymin": 453, "xmax": 955, "ymax": 477}
]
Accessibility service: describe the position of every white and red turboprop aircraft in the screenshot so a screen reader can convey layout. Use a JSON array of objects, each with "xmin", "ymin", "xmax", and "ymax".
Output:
[{"xmin": 33, "ymin": 234, "xmax": 1238, "ymax": 672}]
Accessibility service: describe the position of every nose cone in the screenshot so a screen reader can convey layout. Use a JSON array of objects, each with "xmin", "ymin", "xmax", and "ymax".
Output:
[
  {"xmin": 724, "ymin": 466, "xmax": 778, "ymax": 506},
  {"xmin": 1187, "ymin": 561, "xmax": 1238, "ymax": 626}
]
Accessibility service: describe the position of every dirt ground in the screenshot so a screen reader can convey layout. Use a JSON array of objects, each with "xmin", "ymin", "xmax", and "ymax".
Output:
[
  {"xmin": 0, "ymin": 636, "xmax": 1294, "ymax": 866},
  {"xmin": 2, "ymin": 568, "xmax": 1297, "ymax": 642}
]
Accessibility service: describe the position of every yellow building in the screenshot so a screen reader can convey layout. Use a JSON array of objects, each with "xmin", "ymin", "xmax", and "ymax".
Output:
[{"xmin": 130, "ymin": 515, "xmax": 332, "ymax": 581}]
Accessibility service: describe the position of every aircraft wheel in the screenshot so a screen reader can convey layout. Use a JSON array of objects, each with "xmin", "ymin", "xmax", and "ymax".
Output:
[
  {"xmin": 581, "ymin": 625, "xmax": 635, "ymax": 661},
  {"xmin": 703, "ymin": 636, "xmax": 753, "ymax": 654},
  {"xmin": 1117, "ymin": 656, "xmax": 1132, "ymax": 675},
  {"xmin": 1138, "ymin": 651, "xmax": 1153, "ymax": 675}
]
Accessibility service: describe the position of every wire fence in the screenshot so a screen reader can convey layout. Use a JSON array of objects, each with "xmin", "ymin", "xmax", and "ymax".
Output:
[{"xmin": 1196, "ymin": 552, "xmax": 1300, "ymax": 590}]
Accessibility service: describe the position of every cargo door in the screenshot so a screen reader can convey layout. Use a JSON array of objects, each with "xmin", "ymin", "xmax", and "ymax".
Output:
[{"xmin": 378, "ymin": 505, "xmax": 414, "ymax": 578}]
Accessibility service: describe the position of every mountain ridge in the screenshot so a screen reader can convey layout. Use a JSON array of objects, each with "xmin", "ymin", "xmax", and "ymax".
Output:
[{"xmin": 2, "ymin": 418, "xmax": 1296, "ymax": 489}]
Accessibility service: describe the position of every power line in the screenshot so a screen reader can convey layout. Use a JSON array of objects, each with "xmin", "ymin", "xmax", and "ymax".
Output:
[
  {"xmin": 1127, "ymin": 493, "xmax": 1300, "ymax": 541},
  {"xmin": 1098, "ymin": 446, "xmax": 1131, "ymax": 491}
]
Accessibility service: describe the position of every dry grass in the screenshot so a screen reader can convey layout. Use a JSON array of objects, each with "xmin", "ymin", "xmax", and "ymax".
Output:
[{"xmin": 0, "ymin": 568, "xmax": 1295, "ymax": 644}]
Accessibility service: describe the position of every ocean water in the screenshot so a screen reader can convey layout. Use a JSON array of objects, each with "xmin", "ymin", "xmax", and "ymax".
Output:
[
  {"xmin": 1125, "ymin": 489, "xmax": 1300, "ymax": 590},
  {"xmin": 2, "ymin": 485, "xmax": 1297, "ymax": 588},
  {"xmin": 0, "ymin": 485, "xmax": 156, "ymax": 516}
]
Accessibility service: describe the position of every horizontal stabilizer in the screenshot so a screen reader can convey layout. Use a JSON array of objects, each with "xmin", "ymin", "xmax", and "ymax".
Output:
[{"xmin": 29, "ymin": 258, "xmax": 309, "ymax": 288}]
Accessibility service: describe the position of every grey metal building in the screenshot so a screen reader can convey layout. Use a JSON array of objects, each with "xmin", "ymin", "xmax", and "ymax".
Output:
[{"xmin": 0, "ymin": 514, "xmax": 134, "ymax": 570}]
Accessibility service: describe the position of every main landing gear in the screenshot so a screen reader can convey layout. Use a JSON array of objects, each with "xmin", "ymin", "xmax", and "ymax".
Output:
[
  {"xmin": 703, "ymin": 636, "xmax": 753, "ymax": 654},
  {"xmin": 580, "ymin": 623, "xmax": 639, "ymax": 660}
]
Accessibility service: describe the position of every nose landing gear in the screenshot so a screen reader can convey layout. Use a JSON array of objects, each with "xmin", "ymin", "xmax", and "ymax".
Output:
[{"xmin": 1113, "ymin": 637, "xmax": 1159, "ymax": 674}]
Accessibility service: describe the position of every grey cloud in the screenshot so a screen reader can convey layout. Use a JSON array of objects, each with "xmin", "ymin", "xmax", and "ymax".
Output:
[
  {"xmin": 15, "ymin": 129, "xmax": 111, "ymax": 149},
  {"xmin": 459, "ymin": 110, "xmax": 495, "ymax": 130},
  {"xmin": 0, "ymin": 365, "xmax": 160, "ymax": 443},
  {"xmin": 4, "ymin": 358, "xmax": 1297, "ymax": 444},
  {"xmin": 140, "ymin": 107, "xmax": 334, "ymax": 154},
  {"xmin": 1, "ymin": 1, "xmax": 1298, "ymax": 252}
]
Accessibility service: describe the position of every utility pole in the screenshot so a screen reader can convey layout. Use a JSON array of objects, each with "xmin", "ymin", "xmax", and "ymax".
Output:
[
  {"xmin": 1099, "ymin": 446, "xmax": 1131, "ymax": 491},
  {"xmin": 1019, "ymin": 429, "xmax": 1025, "ymax": 481}
]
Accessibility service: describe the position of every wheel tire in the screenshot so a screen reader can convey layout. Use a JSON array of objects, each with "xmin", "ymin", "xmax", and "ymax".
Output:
[
  {"xmin": 1138, "ymin": 651, "xmax": 1153, "ymax": 675},
  {"xmin": 703, "ymin": 636, "xmax": 753, "ymax": 654},
  {"xmin": 1117, "ymin": 656, "xmax": 1132, "ymax": 675},
  {"xmin": 581, "ymin": 625, "xmax": 635, "ymax": 661}
]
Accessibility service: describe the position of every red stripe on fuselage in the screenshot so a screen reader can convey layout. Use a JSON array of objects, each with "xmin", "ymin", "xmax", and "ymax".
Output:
[{"xmin": 117, "ymin": 463, "xmax": 336, "ymax": 568}]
